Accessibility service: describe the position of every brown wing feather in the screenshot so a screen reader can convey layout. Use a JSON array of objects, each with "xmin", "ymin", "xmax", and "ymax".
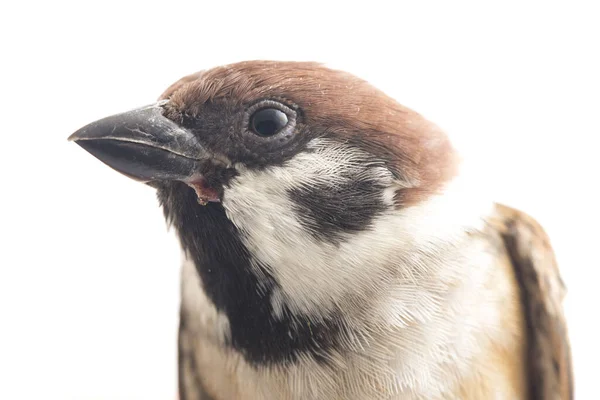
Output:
[{"xmin": 489, "ymin": 203, "xmax": 574, "ymax": 399}]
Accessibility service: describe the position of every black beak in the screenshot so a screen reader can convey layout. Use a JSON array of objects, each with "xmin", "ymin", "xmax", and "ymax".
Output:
[{"xmin": 68, "ymin": 101, "xmax": 208, "ymax": 182}]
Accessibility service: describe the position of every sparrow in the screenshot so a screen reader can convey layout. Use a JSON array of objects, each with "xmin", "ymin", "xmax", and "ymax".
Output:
[{"xmin": 68, "ymin": 61, "xmax": 572, "ymax": 400}]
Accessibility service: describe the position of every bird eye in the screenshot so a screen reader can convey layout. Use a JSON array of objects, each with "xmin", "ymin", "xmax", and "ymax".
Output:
[{"xmin": 250, "ymin": 108, "xmax": 289, "ymax": 137}]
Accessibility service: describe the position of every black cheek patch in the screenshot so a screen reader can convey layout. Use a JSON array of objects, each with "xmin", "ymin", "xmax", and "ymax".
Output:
[{"xmin": 289, "ymin": 177, "xmax": 389, "ymax": 243}]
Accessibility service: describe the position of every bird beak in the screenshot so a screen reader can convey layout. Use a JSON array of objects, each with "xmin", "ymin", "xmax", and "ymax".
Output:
[{"xmin": 68, "ymin": 101, "xmax": 208, "ymax": 183}]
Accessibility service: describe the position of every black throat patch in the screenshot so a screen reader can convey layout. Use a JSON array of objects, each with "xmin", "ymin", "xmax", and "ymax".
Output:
[{"xmin": 157, "ymin": 181, "xmax": 345, "ymax": 366}]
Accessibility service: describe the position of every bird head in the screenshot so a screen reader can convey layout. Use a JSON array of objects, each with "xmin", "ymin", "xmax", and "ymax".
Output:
[{"xmin": 69, "ymin": 61, "xmax": 481, "ymax": 365}]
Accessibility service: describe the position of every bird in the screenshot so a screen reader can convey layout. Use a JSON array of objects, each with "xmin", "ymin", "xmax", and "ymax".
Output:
[{"xmin": 68, "ymin": 61, "xmax": 573, "ymax": 400}]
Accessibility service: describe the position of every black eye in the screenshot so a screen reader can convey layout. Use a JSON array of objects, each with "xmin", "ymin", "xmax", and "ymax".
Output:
[{"xmin": 250, "ymin": 108, "xmax": 289, "ymax": 137}]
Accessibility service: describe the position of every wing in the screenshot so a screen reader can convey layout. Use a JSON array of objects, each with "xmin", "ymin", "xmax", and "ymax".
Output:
[{"xmin": 489, "ymin": 203, "xmax": 574, "ymax": 400}]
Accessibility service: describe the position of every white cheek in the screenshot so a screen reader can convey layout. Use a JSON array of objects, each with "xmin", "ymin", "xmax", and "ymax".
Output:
[
  {"xmin": 222, "ymin": 138, "xmax": 491, "ymax": 322},
  {"xmin": 222, "ymin": 140, "xmax": 390, "ymax": 316},
  {"xmin": 201, "ymin": 141, "xmax": 513, "ymax": 397}
]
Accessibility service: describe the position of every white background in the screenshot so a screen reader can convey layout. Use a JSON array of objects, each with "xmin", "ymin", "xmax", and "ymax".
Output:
[{"xmin": 1, "ymin": 1, "xmax": 598, "ymax": 399}]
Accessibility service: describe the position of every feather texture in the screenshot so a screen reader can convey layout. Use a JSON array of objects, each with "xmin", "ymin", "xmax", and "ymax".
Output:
[{"xmin": 490, "ymin": 204, "xmax": 573, "ymax": 399}]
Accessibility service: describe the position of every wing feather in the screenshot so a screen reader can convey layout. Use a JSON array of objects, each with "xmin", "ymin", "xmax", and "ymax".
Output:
[{"xmin": 490, "ymin": 203, "xmax": 574, "ymax": 399}]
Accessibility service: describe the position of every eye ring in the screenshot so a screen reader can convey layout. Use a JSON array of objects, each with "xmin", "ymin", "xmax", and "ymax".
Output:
[{"xmin": 244, "ymin": 100, "xmax": 297, "ymax": 140}]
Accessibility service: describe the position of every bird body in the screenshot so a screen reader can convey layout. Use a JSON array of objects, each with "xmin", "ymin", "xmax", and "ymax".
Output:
[
  {"xmin": 69, "ymin": 61, "xmax": 572, "ymax": 399},
  {"xmin": 177, "ymin": 200, "xmax": 530, "ymax": 399}
]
